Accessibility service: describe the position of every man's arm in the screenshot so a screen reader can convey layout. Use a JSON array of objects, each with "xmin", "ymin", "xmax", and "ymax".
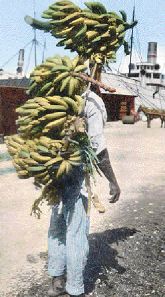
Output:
[
  {"xmin": 85, "ymin": 92, "xmax": 120, "ymax": 203},
  {"xmin": 97, "ymin": 149, "xmax": 120, "ymax": 203}
]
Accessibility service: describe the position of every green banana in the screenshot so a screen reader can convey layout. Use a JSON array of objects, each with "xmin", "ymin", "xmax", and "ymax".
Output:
[
  {"xmin": 24, "ymin": 16, "xmax": 52, "ymax": 32},
  {"xmin": 119, "ymin": 10, "xmax": 127, "ymax": 22},
  {"xmin": 62, "ymin": 56, "xmax": 73, "ymax": 69},
  {"xmin": 51, "ymin": 11, "xmax": 66, "ymax": 18},
  {"xmin": 75, "ymin": 24, "xmax": 87, "ymax": 38},
  {"xmin": 84, "ymin": 2, "xmax": 107, "ymax": 15},
  {"xmin": 51, "ymin": 11, "xmax": 81, "ymax": 24},
  {"xmin": 52, "ymin": 64, "xmax": 70, "ymax": 72},
  {"xmin": 53, "ymin": 72, "xmax": 69, "ymax": 84},
  {"xmin": 27, "ymin": 166, "xmax": 46, "ymax": 172},
  {"xmin": 63, "ymin": 97, "xmax": 78, "ymax": 113},
  {"xmin": 39, "ymin": 82, "xmax": 53, "ymax": 94},
  {"xmin": 60, "ymin": 76, "xmax": 71, "ymax": 92},
  {"xmin": 19, "ymin": 150, "xmax": 31, "ymax": 158}
]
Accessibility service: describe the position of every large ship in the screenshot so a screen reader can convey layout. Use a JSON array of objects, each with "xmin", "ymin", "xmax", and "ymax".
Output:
[{"xmin": 101, "ymin": 42, "xmax": 165, "ymax": 114}]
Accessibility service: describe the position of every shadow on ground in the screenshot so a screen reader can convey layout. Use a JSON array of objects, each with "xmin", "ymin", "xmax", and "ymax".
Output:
[
  {"xmin": 85, "ymin": 227, "xmax": 138, "ymax": 294},
  {"xmin": 14, "ymin": 227, "xmax": 138, "ymax": 297}
]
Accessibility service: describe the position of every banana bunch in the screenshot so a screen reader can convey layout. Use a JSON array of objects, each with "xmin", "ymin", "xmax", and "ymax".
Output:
[
  {"xmin": 29, "ymin": 55, "xmax": 87, "ymax": 97},
  {"xmin": 60, "ymin": 115, "xmax": 86, "ymax": 137},
  {"xmin": 6, "ymin": 134, "xmax": 82, "ymax": 185},
  {"xmin": 16, "ymin": 94, "xmax": 84, "ymax": 137},
  {"xmin": 25, "ymin": 1, "xmax": 137, "ymax": 62}
]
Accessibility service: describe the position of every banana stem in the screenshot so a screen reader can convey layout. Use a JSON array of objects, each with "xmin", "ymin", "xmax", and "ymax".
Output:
[
  {"xmin": 86, "ymin": 63, "xmax": 98, "ymax": 93},
  {"xmin": 71, "ymin": 72, "xmax": 116, "ymax": 93}
]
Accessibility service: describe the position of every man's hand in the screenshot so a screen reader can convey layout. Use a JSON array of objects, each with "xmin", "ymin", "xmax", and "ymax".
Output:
[{"xmin": 109, "ymin": 184, "xmax": 121, "ymax": 203}]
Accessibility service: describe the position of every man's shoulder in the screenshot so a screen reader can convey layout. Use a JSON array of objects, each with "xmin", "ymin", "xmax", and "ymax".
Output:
[{"xmin": 85, "ymin": 91, "xmax": 104, "ymax": 106}]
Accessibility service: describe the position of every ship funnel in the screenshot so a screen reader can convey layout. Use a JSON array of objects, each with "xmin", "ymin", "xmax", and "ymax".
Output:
[
  {"xmin": 147, "ymin": 42, "xmax": 157, "ymax": 64},
  {"xmin": 17, "ymin": 49, "xmax": 24, "ymax": 76}
]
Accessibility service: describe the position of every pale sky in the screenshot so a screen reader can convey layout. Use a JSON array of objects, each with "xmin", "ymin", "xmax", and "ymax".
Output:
[{"xmin": 0, "ymin": 0, "xmax": 165, "ymax": 75}]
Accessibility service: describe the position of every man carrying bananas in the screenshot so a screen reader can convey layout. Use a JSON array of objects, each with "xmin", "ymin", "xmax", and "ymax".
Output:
[{"xmin": 48, "ymin": 87, "xmax": 120, "ymax": 297}]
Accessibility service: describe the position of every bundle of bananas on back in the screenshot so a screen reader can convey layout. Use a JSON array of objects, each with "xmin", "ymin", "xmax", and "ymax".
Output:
[
  {"xmin": 6, "ymin": 134, "xmax": 83, "ymax": 184},
  {"xmin": 7, "ymin": 1, "xmax": 138, "ymax": 217},
  {"xmin": 25, "ymin": 0, "xmax": 137, "ymax": 63},
  {"xmin": 29, "ymin": 55, "xmax": 87, "ymax": 97},
  {"xmin": 6, "ymin": 55, "xmax": 99, "ymax": 217},
  {"xmin": 15, "ymin": 94, "xmax": 84, "ymax": 137}
]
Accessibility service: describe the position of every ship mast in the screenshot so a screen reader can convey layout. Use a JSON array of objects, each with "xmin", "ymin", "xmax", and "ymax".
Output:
[
  {"xmin": 128, "ymin": 5, "xmax": 135, "ymax": 77},
  {"xmin": 33, "ymin": 0, "xmax": 37, "ymax": 67}
]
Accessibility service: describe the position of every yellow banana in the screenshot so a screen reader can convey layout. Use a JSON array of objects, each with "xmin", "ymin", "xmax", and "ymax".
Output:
[
  {"xmin": 53, "ymin": 11, "xmax": 81, "ymax": 24},
  {"xmin": 17, "ymin": 170, "xmax": 29, "ymax": 177},
  {"xmin": 56, "ymin": 160, "xmax": 68, "ymax": 178},
  {"xmin": 43, "ymin": 116, "xmax": 67, "ymax": 132},
  {"xmin": 68, "ymin": 77, "xmax": 78, "ymax": 96},
  {"xmin": 41, "ymin": 174, "xmax": 50, "ymax": 185},
  {"xmin": 7, "ymin": 147, "xmax": 18, "ymax": 155},
  {"xmin": 12, "ymin": 162, "xmax": 22, "ymax": 171},
  {"xmin": 84, "ymin": 19, "xmax": 99, "ymax": 26},
  {"xmin": 86, "ymin": 31, "xmax": 98, "ymax": 40},
  {"xmin": 11, "ymin": 135, "xmax": 24, "ymax": 145},
  {"xmin": 60, "ymin": 26, "xmax": 74, "ymax": 36},
  {"xmin": 65, "ymin": 160, "xmax": 72, "ymax": 174},
  {"xmin": 70, "ymin": 17, "xmax": 84, "ymax": 26},
  {"xmin": 74, "ymin": 64, "xmax": 87, "ymax": 72},
  {"xmin": 34, "ymin": 171, "xmax": 48, "ymax": 179},
  {"xmin": 46, "ymin": 96, "xmax": 68, "ymax": 108},
  {"xmin": 101, "ymin": 31, "xmax": 110, "ymax": 38},
  {"xmin": 70, "ymin": 150, "xmax": 81, "ymax": 157},
  {"xmin": 24, "ymin": 158, "xmax": 39, "ymax": 166},
  {"xmin": 31, "ymin": 120, "xmax": 41, "ymax": 126},
  {"xmin": 62, "ymin": 56, "xmax": 73, "ymax": 69},
  {"xmin": 40, "ymin": 111, "xmax": 66, "ymax": 121},
  {"xmin": 30, "ymin": 152, "xmax": 51, "ymax": 163},
  {"xmin": 45, "ymin": 155, "xmax": 63, "ymax": 167},
  {"xmin": 74, "ymin": 95, "xmax": 85, "ymax": 114},
  {"xmin": 53, "ymin": 72, "xmax": 69, "ymax": 84},
  {"xmin": 23, "ymin": 103, "xmax": 39, "ymax": 109},
  {"xmin": 68, "ymin": 160, "xmax": 82, "ymax": 166},
  {"xmin": 63, "ymin": 97, "xmax": 79, "ymax": 113},
  {"xmin": 100, "ymin": 46, "xmax": 107, "ymax": 52},
  {"xmin": 71, "ymin": 55, "xmax": 79, "ymax": 68},
  {"xmin": 69, "ymin": 155, "xmax": 81, "ymax": 162},
  {"xmin": 8, "ymin": 139, "xmax": 22, "ymax": 150},
  {"xmin": 39, "ymin": 136, "xmax": 51, "ymax": 146}
]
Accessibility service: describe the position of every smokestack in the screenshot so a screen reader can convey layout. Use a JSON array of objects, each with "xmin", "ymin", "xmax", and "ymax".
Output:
[
  {"xmin": 147, "ymin": 42, "xmax": 157, "ymax": 64},
  {"xmin": 17, "ymin": 49, "xmax": 24, "ymax": 76}
]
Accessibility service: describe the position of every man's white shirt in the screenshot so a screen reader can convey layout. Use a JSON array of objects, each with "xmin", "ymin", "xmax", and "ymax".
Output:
[{"xmin": 83, "ymin": 90, "xmax": 107, "ymax": 155}]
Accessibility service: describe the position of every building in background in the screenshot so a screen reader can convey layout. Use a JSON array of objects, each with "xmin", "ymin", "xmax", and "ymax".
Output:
[
  {"xmin": 0, "ymin": 78, "xmax": 29, "ymax": 136},
  {"xmin": 100, "ymin": 73, "xmax": 136, "ymax": 121}
]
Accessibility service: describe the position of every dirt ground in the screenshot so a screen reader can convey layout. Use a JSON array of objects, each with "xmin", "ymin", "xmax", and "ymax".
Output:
[{"xmin": 0, "ymin": 119, "xmax": 165, "ymax": 297}]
